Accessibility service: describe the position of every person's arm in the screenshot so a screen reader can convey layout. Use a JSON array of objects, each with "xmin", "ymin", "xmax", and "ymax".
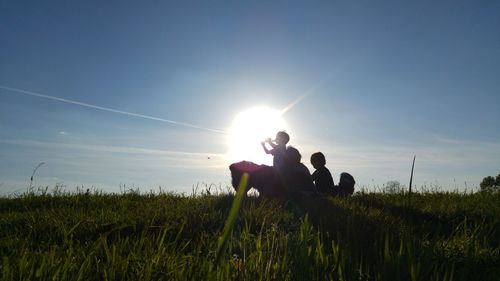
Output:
[
  {"xmin": 261, "ymin": 142, "xmax": 272, "ymax": 154},
  {"xmin": 268, "ymin": 141, "xmax": 278, "ymax": 149},
  {"xmin": 311, "ymin": 170, "xmax": 318, "ymax": 182},
  {"xmin": 263, "ymin": 137, "xmax": 278, "ymax": 149}
]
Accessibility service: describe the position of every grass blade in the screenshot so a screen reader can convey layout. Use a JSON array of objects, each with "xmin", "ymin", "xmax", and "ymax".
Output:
[
  {"xmin": 408, "ymin": 155, "xmax": 416, "ymax": 208},
  {"xmin": 214, "ymin": 172, "xmax": 249, "ymax": 268}
]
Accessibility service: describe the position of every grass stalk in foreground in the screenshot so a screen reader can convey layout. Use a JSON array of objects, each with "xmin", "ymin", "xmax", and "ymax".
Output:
[
  {"xmin": 213, "ymin": 172, "xmax": 249, "ymax": 268},
  {"xmin": 408, "ymin": 155, "xmax": 416, "ymax": 208}
]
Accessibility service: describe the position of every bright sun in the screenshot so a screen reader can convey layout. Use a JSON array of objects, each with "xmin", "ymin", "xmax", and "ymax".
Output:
[{"xmin": 227, "ymin": 106, "xmax": 289, "ymax": 165}]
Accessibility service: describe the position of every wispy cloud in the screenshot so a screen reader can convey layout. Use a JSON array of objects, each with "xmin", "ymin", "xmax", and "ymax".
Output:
[
  {"xmin": 295, "ymin": 136, "xmax": 500, "ymax": 189},
  {"xmin": 1, "ymin": 138, "xmax": 224, "ymax": 159},
  {"xmin": 0, "ymin": 138, "xmax": 230, "ymax": 194},
  {"xmin": 299, "ymin": 136, "xmax": 500, "ymax": 166}
]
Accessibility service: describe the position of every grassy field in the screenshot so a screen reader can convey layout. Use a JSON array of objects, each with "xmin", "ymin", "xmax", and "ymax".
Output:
[{"xmin": 1, "ymin": 189, "xmax": 499, "ymax": 281}]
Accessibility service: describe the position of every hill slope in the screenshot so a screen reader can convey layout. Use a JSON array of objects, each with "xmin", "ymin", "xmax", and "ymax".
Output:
[{"xmin": 1, "ymin": 191, "xmax": 499, "ymax": 280}]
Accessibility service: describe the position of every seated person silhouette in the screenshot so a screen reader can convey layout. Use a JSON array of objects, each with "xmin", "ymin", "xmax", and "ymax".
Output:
[
  {"xmin": 261, "ymin": 131, "xmax": 289, "ymax": 172},
  {"xmin": 336, "ymin": 172, "xmax": 355, "ymax": 197},
  {"xmin": 281, "ymin": 146, "xmax": 318, "ymax": 198},
  {"xmin": 310, "ymin": 152, "xmax": 335, "ymax": 196}
]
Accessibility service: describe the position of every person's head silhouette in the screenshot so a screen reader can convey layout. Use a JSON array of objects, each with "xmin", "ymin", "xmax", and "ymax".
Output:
[
  {"xmin": 310, "ymin": 152, "xmax": 326, "ymax": 169},
  {"xmin": 274, "ymin": 131, "xmax": 290, "ymax": 146},
  {"xmin": 285, "ymin": 146, "xmax": 301, "ymax": 165}
]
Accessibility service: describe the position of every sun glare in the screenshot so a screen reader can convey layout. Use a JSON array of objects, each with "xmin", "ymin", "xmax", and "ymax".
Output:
[{"xmin": 227, "ymin": 106, "xmax": 289, "ymax": 165}]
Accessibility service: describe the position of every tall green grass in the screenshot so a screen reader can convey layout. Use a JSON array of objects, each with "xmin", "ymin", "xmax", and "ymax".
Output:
[
  {"xmin": 0, "ymin": 189, "xmax": 499, "ymax": 280},
  {"xmin": 214, "ymin": 172, "xmax": 248, "ymax": 268}
]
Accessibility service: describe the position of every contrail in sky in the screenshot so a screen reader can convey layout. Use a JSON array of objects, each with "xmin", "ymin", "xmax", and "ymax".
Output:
[{"xmin": 0, "ymin": 85, "xmax": 226, "ymax": 134}]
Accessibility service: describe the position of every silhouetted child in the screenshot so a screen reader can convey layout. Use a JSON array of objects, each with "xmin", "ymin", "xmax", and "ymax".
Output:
[
  {"xmin": 282, "ymin": 146, "xmax": 317, "ymax": 197},
  {"xmin": 310, "ymin": 152, "xmax": 335, "ymax": 196},
  {"xmin": 261, "ymin": 131, "xmax": 290, "ymax": 171},
  {"xmin": 337, "ymin": 172, "xmax": 355, "ymax": 196}
]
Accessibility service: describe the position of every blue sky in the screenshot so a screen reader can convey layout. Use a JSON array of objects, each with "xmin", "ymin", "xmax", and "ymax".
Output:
[{"xmin": 1, "ymin": 0, "xmax": 499, "ymax": 194}]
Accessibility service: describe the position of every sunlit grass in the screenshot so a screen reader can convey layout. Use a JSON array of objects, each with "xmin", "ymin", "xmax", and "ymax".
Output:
[
  {"xmin": 0, "ymin": 189, "xmax": 499, "ymax": 280},
  {"xmin": 214, "ymin": 172, "xmax": 248, "ymax": 268}
]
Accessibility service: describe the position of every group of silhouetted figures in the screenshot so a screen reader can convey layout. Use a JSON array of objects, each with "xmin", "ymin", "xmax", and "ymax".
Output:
[{"xmin": 229, "ymin": 131, "xmax": 355, "ymax": 200}]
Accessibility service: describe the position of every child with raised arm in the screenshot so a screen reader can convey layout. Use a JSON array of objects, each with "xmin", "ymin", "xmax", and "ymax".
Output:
[
  {"xmin": 310, "ymin": 152, "xmax": 335, "ymax": 196},
  {"xmin": 261, "ymin": 131, "xmax": 290, "ymax": 171}
]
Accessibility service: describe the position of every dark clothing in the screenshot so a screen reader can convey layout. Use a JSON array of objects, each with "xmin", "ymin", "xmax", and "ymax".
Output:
[
  {"xmin": 312, "ymin": 166, "xmax": 334, "ymax": 195},
  {"xmin": 282, "ymin": 163, "xmax": 317, "ymax": 197},
  {"xmin": 270, "ymin": 145, "xmax": 287, "ymax": 172},
  {"xmin": 229, "ymin": 161, "xmax": 287, "ymax": 199}
]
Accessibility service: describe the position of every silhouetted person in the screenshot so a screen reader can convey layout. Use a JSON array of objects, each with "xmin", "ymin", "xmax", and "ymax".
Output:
[
  {"xmin": 282, "ymin": 146, "xmax": 317, "ymax": 197},
  {"xmin": 336, "ymin": 172, "xmax": 355, "ymax": 196},
  {"xmin": 310, "ymin": 152, "xmax": 335, "ymax": 196},
  {"xmin": 261, "ymin": 131, "xmax": 290, "ymax": 172}
]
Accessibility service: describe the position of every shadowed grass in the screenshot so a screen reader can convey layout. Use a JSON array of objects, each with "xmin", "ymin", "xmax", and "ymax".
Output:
[{"xmin": 0, "ymin": 189, "xmax": 499, "ymax": 280}]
